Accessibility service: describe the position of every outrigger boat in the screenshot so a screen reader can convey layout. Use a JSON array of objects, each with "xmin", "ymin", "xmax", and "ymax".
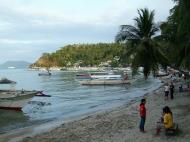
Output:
[
  {"xmin": 76, "ymin": 71, "xmax": 123, "ymax": 80},
  {"xmin": 0, "ymin": 90, "xmax": 38, "ymax": 111},
  {"xmin": 77, "ymin": 72, "xmax": 132, "ymax": 85},
  {"xmin": 38, "ymin": 68, "xmax": 51, "ymax": 76},
  {"xmin": 38, "ymin": 72, "xmax": 51, "ymax": 76},
  {"xmin": 78, "ymin": 79, "xmax": 132, "ymax": 85}
]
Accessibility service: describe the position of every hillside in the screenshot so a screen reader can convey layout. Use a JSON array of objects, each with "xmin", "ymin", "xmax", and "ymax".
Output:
[{"xmin": 30, "ymin": 43, "xmax": 128, "ymax": 68}]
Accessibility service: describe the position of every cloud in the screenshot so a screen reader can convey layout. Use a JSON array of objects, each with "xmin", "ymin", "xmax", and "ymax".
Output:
[
  {"xmin": 0, "ymin": 39, "xmax": 57, "ymax": 45},
  {"xmin": 0, "ymin": 0, "xmax": 174, "ymax": 63}
]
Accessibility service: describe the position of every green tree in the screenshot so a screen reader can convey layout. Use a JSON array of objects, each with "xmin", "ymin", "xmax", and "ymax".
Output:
[
  {"xmin": 171, "ymin": 0, "xmax": 190, "ymax": 69},
  {"xmin": 115, "ymin": 8, "xmax": 168, "ymax": 79},
  {"xmin": 159, "ymin": 0, "xmax": 190, "ymax": 73}
]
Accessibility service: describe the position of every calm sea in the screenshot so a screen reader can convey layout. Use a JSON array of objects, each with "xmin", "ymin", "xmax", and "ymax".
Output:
[{"xmin": 0, "ymin": 69, "xmax": 162, "ymax": 132}]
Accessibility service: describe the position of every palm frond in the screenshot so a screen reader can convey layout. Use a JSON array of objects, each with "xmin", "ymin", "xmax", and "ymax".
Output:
[
  {"xmin": 115, "ymin": 8, "xmax": 168, "ymax": 79},
  {"xmin": 115, "ymin": 25, "xmax": 140, "ymax": 42}
]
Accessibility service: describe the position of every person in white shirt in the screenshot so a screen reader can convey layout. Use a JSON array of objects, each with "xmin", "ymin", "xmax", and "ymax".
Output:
[{"xmin": 164, "ymin": 83, "xmax": 169, "ymax": 100}]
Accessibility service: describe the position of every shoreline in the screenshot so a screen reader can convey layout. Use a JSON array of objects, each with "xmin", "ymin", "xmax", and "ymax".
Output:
[
  {"xmin": 1, "ymin": 78, "xmax": 190, "ymax": 142},
  {"xmin": 0, "ymin": 90, "xmax": 150, "ymax": 142},
  {"xmin": 0, "ymin": 81, "xmax": 162, "ymax": 142}
]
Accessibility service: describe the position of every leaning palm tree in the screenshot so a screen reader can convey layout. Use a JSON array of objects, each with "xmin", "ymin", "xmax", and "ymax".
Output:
[{"xmin": 115, "ymin": 8, "xmax": 168, "ymax": 79}]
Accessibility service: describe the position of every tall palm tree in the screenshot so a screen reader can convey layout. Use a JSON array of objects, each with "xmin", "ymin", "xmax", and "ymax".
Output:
[{"xmin": 115, "ymin": 8, "xmax": 168, "ymax": 79}]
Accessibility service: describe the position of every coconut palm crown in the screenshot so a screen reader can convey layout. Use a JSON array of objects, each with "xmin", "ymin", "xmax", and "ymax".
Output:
[{"xmin": 115, "ymin": 8, "xmax": 168, "ymax": 79}]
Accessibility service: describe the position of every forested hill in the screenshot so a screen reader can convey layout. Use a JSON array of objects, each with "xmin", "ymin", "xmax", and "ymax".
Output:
[{"xmin": 30, "ymin": 43, "xmax": 128, "ymax": 68}]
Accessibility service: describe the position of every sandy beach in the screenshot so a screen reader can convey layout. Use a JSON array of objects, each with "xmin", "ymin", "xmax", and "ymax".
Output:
[{"xmin": 1, "ymin": 78, "xmax": 190, "ymax": 142}]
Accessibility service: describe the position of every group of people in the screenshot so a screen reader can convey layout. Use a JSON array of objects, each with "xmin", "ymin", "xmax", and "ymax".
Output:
[
  {"xmin": 164, "ymin": 82, "xmax": 174, "ymax": 100},
  {"xmin": 139, "ymin": 99, "xmax": 173, "ymax": 134}
]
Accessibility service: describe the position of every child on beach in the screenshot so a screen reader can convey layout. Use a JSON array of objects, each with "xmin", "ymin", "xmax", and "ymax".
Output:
[{"xmin": 139, "ymin": 99, "xmax": 146, "ymax": 132}]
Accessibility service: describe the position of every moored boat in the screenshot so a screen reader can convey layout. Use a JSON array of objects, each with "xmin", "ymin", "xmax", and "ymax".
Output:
[
  {"xmin": 76, "ymin": 71, "xmax": 123, "ymax": 80},
  {"xmin": 78, "ymin": 79, "xmax": 132, "ymax": 85},
  {"xmin": 38, "ymin": 72, "xmax": 51, "ymax": 76},
  {"xmin": 77, "ymin": 71, "xmax": 132, "ymax": 85},
  {"xmin": 76, "ymin": 73, "xmax": 91, "ymax": 79},
  {"xmin": 90, "ymin": 74, "xmax": 122, "ymax": 80},
  {"xmin": 0, "ymin": 90, "xmax": 39, "ymax": 111}
]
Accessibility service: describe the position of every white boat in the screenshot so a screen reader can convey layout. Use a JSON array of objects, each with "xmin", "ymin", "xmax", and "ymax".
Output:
[
  {"xmin": 90, "ymin": 74, "xmax": 122, "ymax": 80},
  {"xmin": 77, "ymin": 71, "xmax": 131, "ymax": 85},
  {"xmin": 76, "ymin": 71, "xmax": 123, "ymax": 80},
  {"xmin": 78, "ymin": 79, "xmax": 132, "ymax": 85},
  {"xmin": 8, "ymin": 66, "xmax": 16, "ymax": 69},
  {"xmin": 0, "ymin": 90, "xmax": 38, "ymax": 111}
]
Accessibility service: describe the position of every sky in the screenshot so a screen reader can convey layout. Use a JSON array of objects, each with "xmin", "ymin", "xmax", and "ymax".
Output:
[{"xmin": 0, "ymin": 0, "xmax": 174, "ymax": 64}]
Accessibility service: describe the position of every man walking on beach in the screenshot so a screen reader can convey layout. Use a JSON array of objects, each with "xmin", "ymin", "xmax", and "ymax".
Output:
[
  {"xmin": 164, "ymin": 83, "xmax": 169, "ymax": 100},
  {"xmin": 170, "ymin": 82, "xmax": 174, "ymax": 99},
  {"xmin": 139, "ymin": 99, "xmax": 146, "ymax": 132}
]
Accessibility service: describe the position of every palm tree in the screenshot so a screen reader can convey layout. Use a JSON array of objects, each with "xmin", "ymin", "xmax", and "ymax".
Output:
[{"xmin": 115, "ymin": 8, "xmax": 168, "ymax": 79}]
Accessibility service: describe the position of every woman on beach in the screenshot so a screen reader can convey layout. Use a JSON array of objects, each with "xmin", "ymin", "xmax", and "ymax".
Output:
[
  {"xmin": 163, "ymin": 106, "xmax": 173, "ymax": 129},
  {"xmin": 139, "ymin": 99, "xmax": 146, "ymax": 132},
  {"xmin": 156, "ymin": 106, "xmax": 173, "ymax": 135}
]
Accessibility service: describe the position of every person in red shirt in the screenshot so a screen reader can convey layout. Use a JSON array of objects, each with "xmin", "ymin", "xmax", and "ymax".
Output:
[{"xmin": 139, "ymin": 98, "xmax": 146, "ymax": 132}]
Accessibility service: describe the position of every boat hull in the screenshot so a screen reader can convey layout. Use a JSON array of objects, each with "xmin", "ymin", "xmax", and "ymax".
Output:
[
  {"xmin": 79, "ymin": 79, "xmax": 131, "ymax": 85},
  {"xmin": 0, "ymin": 98, "xmax": 32, "ymax": 111},
  {"xmin": 0, "ymin": 90, "xmax": 38, "ymax": 111},
  {"xmin": 38, "ymin": 73, "xmax": 51, "ymax": 76}
]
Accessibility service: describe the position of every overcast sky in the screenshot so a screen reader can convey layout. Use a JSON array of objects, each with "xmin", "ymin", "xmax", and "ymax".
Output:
[{"xmin": 0, "ymin": 0, "xmax": 174, "ymax": 63}]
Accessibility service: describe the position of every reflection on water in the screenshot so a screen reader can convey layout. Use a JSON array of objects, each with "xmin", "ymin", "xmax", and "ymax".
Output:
[
  {"xmin": 0, "ymin": 69, "xmax": 162, "ymax": 132},
  {"xmin": 0, "ymin": 110, "xmax": 28, "ymax": 132}
]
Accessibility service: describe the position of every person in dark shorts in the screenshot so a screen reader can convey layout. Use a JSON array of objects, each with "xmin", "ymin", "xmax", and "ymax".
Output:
[
  {"xmin": 170, "ymin": 82, "xmax": 174, "ymax": 99},
  {"xmin": 164, "ymin": 83, "xmax": 169, "ymax": 100}
]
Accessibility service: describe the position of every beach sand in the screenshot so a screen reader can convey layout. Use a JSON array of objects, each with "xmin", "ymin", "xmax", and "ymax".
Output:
[{"xmin": 1, "ymin": 79, "xmax": 190, "ymax": 142}]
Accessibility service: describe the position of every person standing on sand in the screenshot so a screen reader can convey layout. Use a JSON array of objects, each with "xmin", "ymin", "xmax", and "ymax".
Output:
[
  {"xmin": 139, "ymin": 99, "xmax": 146, "ymax": 132},
  {"xmin": 164, "ymin": 83, "xmax": 169, "ymax": 100},
  {"xmin": 170, "ymin": 82, "xmax": 174, "ymax": 99}
]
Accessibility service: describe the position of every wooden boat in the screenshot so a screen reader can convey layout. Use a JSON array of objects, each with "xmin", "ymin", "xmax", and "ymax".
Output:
[
  {"xmin": 0, "ymin": 90, "xmax": 38, "ymax": 111},
  {"xmin": 38, "ymin": 72, "xmax": 51, "ymax": 76},
  {"xmin": 35, "ymin": 91, "xmax": 51, "ymax": 97},
  {"xmin": 76, "ymin": 73, "xmax": 91, "ymax": 79}
]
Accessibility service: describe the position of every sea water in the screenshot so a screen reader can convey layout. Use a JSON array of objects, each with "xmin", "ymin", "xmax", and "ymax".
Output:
[{"xmin": 0, "ymin": 69, "xmax": 162, "ymax": 132}]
